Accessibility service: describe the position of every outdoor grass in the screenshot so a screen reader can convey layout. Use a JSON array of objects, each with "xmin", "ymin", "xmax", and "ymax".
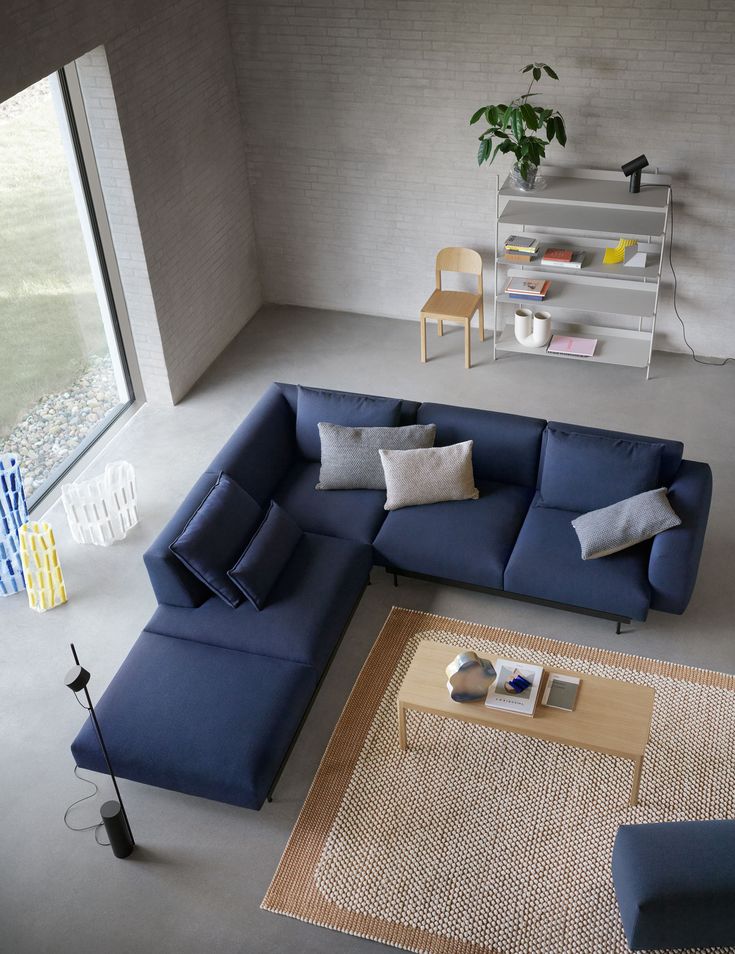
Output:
[{"xmin": 0, "ymin": 77, "xmax": 108, "ymax": 437}]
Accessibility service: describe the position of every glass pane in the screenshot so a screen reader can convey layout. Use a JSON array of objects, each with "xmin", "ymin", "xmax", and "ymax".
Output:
[{"xmin": 0, "ymin": 74, "xmax": 130, "ymax": 504}]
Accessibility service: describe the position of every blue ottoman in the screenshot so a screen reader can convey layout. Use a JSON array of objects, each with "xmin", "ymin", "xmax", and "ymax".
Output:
[{"xmin": 612, "ymin": 821, "xmax": 735, "ymax": 951}]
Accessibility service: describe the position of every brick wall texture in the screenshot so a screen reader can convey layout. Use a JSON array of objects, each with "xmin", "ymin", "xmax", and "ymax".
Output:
[
  {"xmin": 230, "ymin": 0, "xmax": 735, "ymax": 359},
  {"xmin": 1, "ymin": 0, "xmax": 733, "ymax": 388}
]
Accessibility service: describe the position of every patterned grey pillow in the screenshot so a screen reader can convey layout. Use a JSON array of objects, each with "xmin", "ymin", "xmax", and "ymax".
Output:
[
  {"xmin": 379, "ymin": 441, "xmax": 479, "ymax": 511},
  {"xmin": 316, "ymin": 423, "xmax": 437, "ymax": 490},
  {"xmin": 571, "ymin": 487, "xmax": 681, "ymax": 560}
]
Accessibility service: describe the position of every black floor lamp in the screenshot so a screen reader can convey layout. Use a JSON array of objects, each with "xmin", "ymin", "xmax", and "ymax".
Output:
[{"xmin": 65, "ymin": 643, "xmax": 135, "ymax": 859}]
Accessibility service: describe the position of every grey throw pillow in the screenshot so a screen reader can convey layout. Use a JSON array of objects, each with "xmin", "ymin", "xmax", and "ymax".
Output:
[
  {"xmin": 316, "ymin": 423, "xmax": 437, "ymax": 490},
  {"xmin": 571, "ymin": 487, "xmax": 681, "ymax": 560},
  {"xmin": 379, "ymin": 441, "xmax": 479, "ymax": 511}
]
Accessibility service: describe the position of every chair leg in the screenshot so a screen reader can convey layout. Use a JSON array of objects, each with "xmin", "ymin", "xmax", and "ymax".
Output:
[
  {"xmin": 420, "ymin": 314, "xmax": 427, "ymax": 363},
  {"xmin": 437, "ymin": 319, "xmax": 443, "ymax": 337},
  {"xmin": 478, "ymin": 300, "xmax": 485, "ymax": 342},
  {"xmin": 465, "ymin": 320, "xmax": 471, "ymax": 369}
]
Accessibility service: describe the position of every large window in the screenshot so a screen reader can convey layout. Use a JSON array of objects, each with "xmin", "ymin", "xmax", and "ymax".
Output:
[{"xmin": 0, "ymin": 69, "xmax": 133, "ymax": 506}]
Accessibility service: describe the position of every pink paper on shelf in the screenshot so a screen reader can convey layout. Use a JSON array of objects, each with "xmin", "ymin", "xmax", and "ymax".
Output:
[{"xmin": 546, "ymin": 335, "xmax": 597, "ymax": 357}]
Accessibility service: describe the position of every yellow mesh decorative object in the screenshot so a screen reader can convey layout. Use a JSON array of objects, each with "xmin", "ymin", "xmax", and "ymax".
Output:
[
  {"xmin": 19, "ymin": 522, "xmax": 68, "ymax": 613},
  {"xmin": 603, "ymin": 238, "xmax": 637, "ymax": 265}
]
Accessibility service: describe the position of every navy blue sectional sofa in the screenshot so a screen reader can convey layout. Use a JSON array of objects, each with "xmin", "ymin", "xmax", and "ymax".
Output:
[{"xmin": 72, "ymin": 383, "xmax": 712, "ymax": 809}]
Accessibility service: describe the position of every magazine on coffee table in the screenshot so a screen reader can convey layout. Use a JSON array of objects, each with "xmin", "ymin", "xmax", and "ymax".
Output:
[
  {"xmin": 485, "ymin": 659, "xmax": 544, "ymax": 717},
  {"xmin": 541, "ymin": 673, "xmax": 580, "ymax": 711}
]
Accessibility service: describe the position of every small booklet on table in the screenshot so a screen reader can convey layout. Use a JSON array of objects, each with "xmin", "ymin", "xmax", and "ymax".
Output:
[
  {"xmin": 541, "ymin": 673, "xmax": 580, "ymax": 711},
  {"xmin": 485, "ymin": 659, "xmax": 544, "ymax": 717}
]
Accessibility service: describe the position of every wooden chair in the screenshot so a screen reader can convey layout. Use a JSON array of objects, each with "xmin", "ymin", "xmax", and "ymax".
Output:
[{"xmin": 420, "ymin": 247, "xmax": 484, "ymax": 369}]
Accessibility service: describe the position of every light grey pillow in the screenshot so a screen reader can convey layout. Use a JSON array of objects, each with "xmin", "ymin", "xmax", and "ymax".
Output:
[
  {"xmin": 379, "ymin": 441, "xmax": 479, "ymax": 511},
  {"xmin": 316, "ymin": 423, "xmax": 436, "ymax": 490},
  {"xmin": 571, "ymin": 487, "xmax": 681, "ymax": 560}
]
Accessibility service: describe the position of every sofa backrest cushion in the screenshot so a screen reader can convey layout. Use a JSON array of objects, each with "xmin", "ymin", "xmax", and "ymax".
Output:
[
  {"xmin": 416, "ymin": 402, "xmax": 546, "ymax": 488},
  {"xmin": 207, "ymin": 384, "xmax": 297, "ymax": 506},
  {"xmin": 170, "ymin": 474, "xmax": 263, "ymax": 607},
  {"xmin": 295, "ymin": 385, "xmax": 402, "ymax": 460},
  {"xmin": 539, "ymin": 427, "xmax": 665, "ymax": 512},
  {"xmin": 277, "ymin": 382, "xmax": 420, "ymax": 428},
  {"xmin": 542, "ymin": 421, "xmax": 684, "ymax": 487},
  {"xmin": 228, "ymin": 501, "xmax": 302, "ymax": 610}
]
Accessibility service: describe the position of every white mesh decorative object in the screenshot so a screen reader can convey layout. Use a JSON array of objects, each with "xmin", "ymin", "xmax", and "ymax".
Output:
[{"xmin": 62, "ymin": 461, "xmax": 138, "ymax": 546}]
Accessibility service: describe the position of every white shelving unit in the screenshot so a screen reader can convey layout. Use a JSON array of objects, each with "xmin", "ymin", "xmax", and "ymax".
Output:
[{"xmin": 493, "ymin": 166, "xmax": 671, "ymax": 379}]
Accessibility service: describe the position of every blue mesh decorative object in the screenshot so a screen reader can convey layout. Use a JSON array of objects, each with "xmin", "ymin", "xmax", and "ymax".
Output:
[{"xmin": 0, "ymin": 454, "xmax": 29, "ymax": 596}]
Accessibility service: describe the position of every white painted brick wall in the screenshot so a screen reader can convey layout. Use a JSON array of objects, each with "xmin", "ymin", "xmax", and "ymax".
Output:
[
  {"xmin": 76, "ymin": 48, "xmax": 172, "ymax": 405},
  {"xmin": 230, "ymin": 0, "xmax": 735, "ymax": 359}
]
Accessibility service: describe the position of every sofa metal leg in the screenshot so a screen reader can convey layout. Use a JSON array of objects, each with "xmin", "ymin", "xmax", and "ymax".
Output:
[
  {"xmin": 393, "ymin": 573, "xmax": 398, "ymax": 588},
  {"xmin": 267, "ymin": 795, "xmax": 273, "ymax": 803},
  {"xmin": 616, "ymin": 620, "xmax": 622, "ymax": 635}
]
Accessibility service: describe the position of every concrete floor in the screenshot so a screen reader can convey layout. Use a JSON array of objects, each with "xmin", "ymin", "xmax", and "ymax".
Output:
[{"xmin": 2, "ymin": 304, "xmax": 734, "ymax": 954}]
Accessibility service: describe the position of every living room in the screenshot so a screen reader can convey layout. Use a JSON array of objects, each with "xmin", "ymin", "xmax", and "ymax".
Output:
[{"xmin": 1, "ymin": 2, "xmax": 733, "ymax": 953}]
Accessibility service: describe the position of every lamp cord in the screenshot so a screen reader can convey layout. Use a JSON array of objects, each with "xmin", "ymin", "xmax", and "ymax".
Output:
[
  {"xmin": 63, "ymin": 765, "xmax": 111, "ymax": 847},
  {"xmin": 656, "ymin": 183, "xmax": 733, "ymax": 366},
  {"xmin": 65, "ymin": 690, "xmax": 110, "ymax": 847}
]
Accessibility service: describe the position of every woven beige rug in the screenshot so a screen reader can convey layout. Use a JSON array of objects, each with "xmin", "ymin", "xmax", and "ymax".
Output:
[{"xmin": 263, "ymin": 608, "xmax": 735, "ymax": 954}]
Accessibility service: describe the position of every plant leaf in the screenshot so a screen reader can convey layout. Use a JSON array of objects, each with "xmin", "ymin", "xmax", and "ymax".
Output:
[
  {"xmin": 470, "ymin": 106, "xmax": 486, "ymax": 125},
  {"xmin": 521, "ymin": 104, "xmax": 539, "ymax": 129},
  {"xmin": 477, "ymin": 138, "xmax": 491, "ymax": 165},
  {"xmin": 486, "ymin": 105, "xmax": 499, "ymax": 125},
  {"xmin": 533, "ymin": 67, "xmax": 541, "ymax": 81},
  {"xmin": 543, "ymin": 65, "xmax": 559, "ymax": 80},
  {"xmin": 521, "ymin": 64, "xmax": 534, "ymax": 73},
  {"xmin": 510, "ymin": 109, "xmax": 523, "ymax": 141},
  {"xmin": 501, "ymin": 104, "xmax": 514, "ymax": 129},
  {"xmin": 499, "ymin": 140, "xmax": 514, "ymax": 154},
  {"xmin": 555, "ymin": 115, "xmax": 567, "ymax": 146},
  {"xmin": 546, "ymin": 118, "xmax": 555, "ymax": 141}
]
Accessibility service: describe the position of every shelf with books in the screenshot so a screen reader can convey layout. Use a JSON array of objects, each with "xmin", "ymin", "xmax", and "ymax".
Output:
[
  {"xmin": 492, "ymin": 165, "xmax": 671, "ymax": 379},
  {"xmin": 498, "ymin": 270, "xmax": 657, "ymax": 318},
  {"xmin": 497, "ymin": 241, "xmax": 661, "ymax": 283},
  {"xmin": 495, "ymin": 321, "xmax": 651, "ymax": 369}
]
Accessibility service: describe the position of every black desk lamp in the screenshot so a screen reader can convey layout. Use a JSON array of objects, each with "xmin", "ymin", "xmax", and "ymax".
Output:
[
  {"xmin": 65, "ymin": 643, "xmax": 135, "ymax": 858},
  {"xmin": 622, "ymin": 154, "xmax": 649, "ymax": 193}
]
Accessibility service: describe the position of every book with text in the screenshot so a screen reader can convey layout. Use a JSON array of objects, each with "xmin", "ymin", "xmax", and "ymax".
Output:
[
  {"xmin": 541, "ymin": 673, "xmax": 580, "ymax": 711},
  {"xmin": 485, "ymin": 659, "xmax": 544, "ymax": 717},
  {"xmin": 547, "ymin": 335, "xmax": 597, "ymax": 358}
]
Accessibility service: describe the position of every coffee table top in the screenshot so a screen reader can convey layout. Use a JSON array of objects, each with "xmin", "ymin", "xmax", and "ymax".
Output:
[{"xmin": 399, "ymin": 640, "xmax": 655, "ymax": 760}]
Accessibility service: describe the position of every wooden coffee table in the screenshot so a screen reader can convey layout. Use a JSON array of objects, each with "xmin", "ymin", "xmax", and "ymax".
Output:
[{"xmin": 397, "ymin": 639, "xmax": 655, "ymax": 806}]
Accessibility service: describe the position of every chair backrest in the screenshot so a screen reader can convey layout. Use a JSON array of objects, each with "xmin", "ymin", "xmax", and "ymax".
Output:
[{"xmin": 435, "ymin": 247, "xmax": 482, "ymax": 293}]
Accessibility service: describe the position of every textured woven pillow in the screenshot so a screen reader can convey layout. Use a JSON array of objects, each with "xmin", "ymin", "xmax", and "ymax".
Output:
[
  {"xmin": 316, "ymin": 423, "xmax": 437, "ymax": 490},
  {"xmin": 571, "ymin": 487, "xmax": 681, "ymax": 560},
  {"xmin": 379, "ymin": 441, "xmax": 479, "ymax": 511}
]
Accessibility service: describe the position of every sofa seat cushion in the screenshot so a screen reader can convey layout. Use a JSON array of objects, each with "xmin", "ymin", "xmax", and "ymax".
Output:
[
  {"xmin": 274, "ymin": 460, "xmax": 387, "ymax": 544},
  {"xmin": 612, "ymin": 820, "xmax": 735, "ymax": 951},
  {"xmin": 71, "ymin": 630, "xmax": 318, "ymax": 810},
  {"xmin": 504, "ymin": 494, "xmax": 651, "ymax": 620},
  {"xmin": 147, "ymin": 532, "xmax": 372, "ymax": 670},
  {"xmin": 372, "ymin": 480, "xmax": 533, "ymax": 589}
]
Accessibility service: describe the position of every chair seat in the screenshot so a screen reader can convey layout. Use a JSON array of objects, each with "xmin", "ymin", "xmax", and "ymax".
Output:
[{"xmin": 420, "ymin": 289, "xmax": 481, "ymax": 320}]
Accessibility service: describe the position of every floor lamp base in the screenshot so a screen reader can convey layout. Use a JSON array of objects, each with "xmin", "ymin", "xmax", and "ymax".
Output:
[{"xmin": 101, "ymin": 801, "xmax": 134, "ymax": 859}]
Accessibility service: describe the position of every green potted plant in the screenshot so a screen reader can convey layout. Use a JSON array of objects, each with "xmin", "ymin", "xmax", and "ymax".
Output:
[{"xmin": 471, "ymin": 63, "xmax": 567, "ymax": 190}]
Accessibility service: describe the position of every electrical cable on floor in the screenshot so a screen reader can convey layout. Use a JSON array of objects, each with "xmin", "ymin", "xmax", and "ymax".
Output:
[
  {"xmin": 63, "ymin": 766, "xmax": 111, "ymax": 846},
  {"xmin": 65, "ymin": 689, "xmax": 112, "ymax": 847},
  {"xmin": 656, "ymin": 184, "xmax": 733, "ymax": 367}
]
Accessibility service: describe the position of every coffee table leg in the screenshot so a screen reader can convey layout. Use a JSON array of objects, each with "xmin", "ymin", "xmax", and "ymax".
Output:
[
  {"xmin": 629, "ymin": 755, "xmax": 643, "ymax": 806},
  {"xmin": 398, "ymin": 701, "xmax": 407, "ymax": 750}
]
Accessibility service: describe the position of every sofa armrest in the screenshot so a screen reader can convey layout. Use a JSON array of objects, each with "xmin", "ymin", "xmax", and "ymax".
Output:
[
  {"xmin": 648, "ymin": 460, "xmax": 712, "ymax": 614},
  {"xmin": 143, "ymin": 471, "xmax": 220, "ymax": 607},
  {"xmin": 206, "ymin": 383, "xmax": 297, "ymax": 505}
]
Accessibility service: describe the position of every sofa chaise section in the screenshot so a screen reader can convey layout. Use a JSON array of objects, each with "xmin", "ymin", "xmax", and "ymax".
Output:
[{"xmin": 71, "ymin": 630, "xmax": 320, "ymax": 810}]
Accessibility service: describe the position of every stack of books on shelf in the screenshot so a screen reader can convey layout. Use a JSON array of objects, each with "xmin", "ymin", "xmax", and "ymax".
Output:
[
  {"xmin": 484, "ymin": 659, "xmax": 581, "ymax": 718},
  {"xmin": 504, "ymin": 277, "xmax": 550, "ymax": 301},
  {"xmin": 540, "ymin": 247, "xmax": 585, "ymax": 269},
  {"xmin": 504, "ymin": 235, "xmax": 539, "ymax": 264}
]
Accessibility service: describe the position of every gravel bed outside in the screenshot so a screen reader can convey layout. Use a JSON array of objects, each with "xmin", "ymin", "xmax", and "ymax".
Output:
[{"xmin": 0, "ymin": 353, "xmax": 122, "ymax": 499}]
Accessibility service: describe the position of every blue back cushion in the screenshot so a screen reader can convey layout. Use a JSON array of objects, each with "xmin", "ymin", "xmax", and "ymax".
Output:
[
  {"xmin": 170, "ymin": 474, "xmax": 262, "ymax": 607},
  {"xmin": 228, "ymin": 502, "xmax": 302, "ymax": 610},
  {"xmin": 296, "ymin": 385, "xmax": 402, "ymax": 460},
  {"xmin": 539, "ymin": 428, "xmax": 664, "ymax": 512},
  {"xmin": 543, "ymin": 421, "xmax": 683, "ymax": 486},
  {"xmin": 417, "ymin": 402, "xmax": 546, "ymax": 488}
]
